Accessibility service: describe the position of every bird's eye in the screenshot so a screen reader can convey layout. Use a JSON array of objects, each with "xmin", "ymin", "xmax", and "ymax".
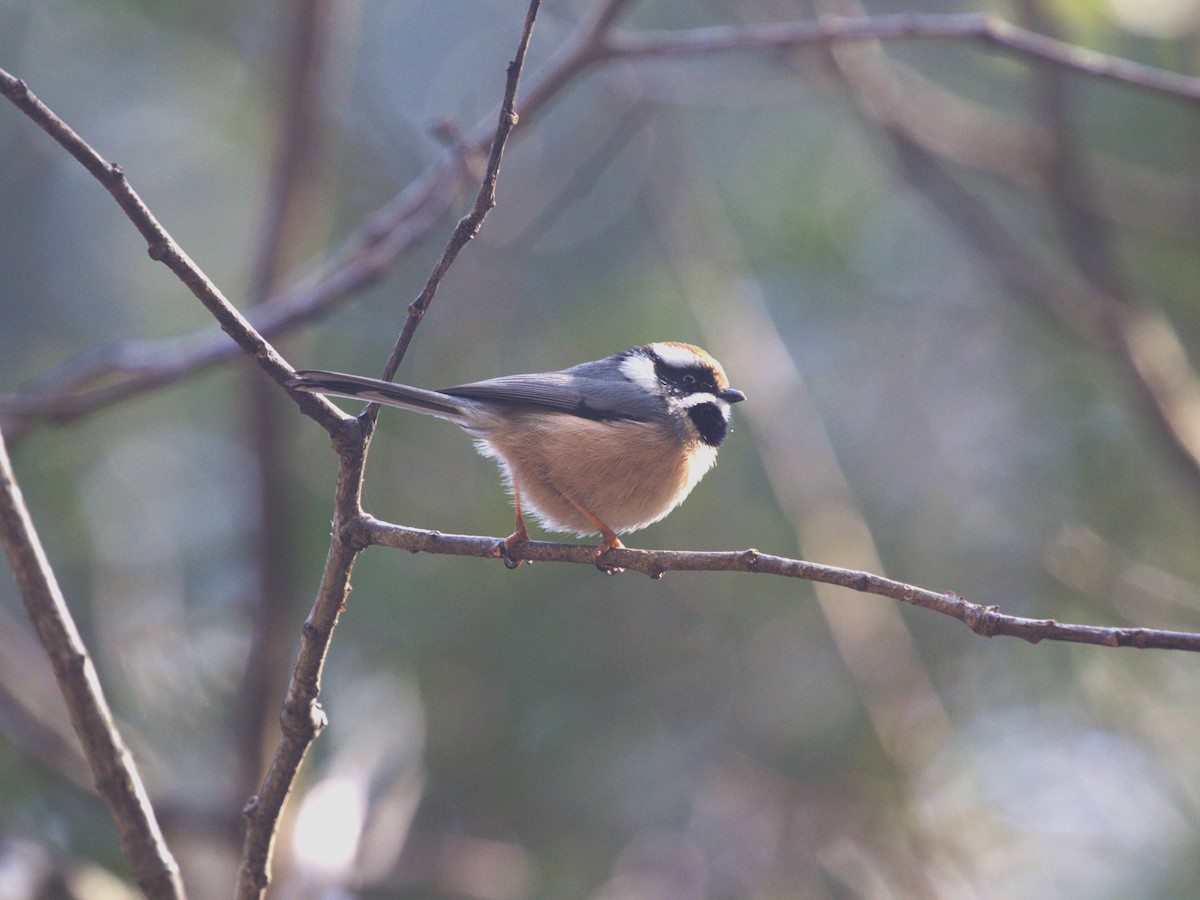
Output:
[{"xmin": 682, "ymin": 374, "xmax": 696, "ymax": 386}]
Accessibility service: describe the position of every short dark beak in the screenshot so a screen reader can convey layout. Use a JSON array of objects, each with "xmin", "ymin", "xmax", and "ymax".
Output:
[{"xmin": 721, "ymin": 388, "xmax": 746, "ymax": 403}]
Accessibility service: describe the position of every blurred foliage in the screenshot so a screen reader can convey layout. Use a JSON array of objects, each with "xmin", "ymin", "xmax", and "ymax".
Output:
[{"xmin": 3, "ymin": 0, "xmax": 1200, "ymax": 897}]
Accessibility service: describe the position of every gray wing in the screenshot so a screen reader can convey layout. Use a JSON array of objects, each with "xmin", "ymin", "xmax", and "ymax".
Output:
[{"xmin": 442, "ymin": 370, "xmax": 660, "ymax": 422}]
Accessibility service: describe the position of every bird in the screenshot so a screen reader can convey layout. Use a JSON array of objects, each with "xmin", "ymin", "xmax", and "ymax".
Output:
[{"xmin": 287, "ymin": 342, "xmax": 745, "ymax": 569}]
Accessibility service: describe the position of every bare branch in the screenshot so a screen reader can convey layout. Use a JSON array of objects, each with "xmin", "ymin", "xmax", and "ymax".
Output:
[
  {"xmin": 356, "ymin": 516, "xmax": 1200, "ymax": 653},
  {"xmin": 375, "ymin": 0, "xmax": 543, "ymax": 387},
  {"xmin": 235, "ymin": 4, "xmax": 544, "ymax": 897},
  {"xmin": 600, "ymin": 13, "xmax": 1200, "ymax": 105},
  {"xmin": 0, "ymin": 67, "xmax": 349, "ymax": 437},
  {"xmin": 791, "ymin": 8, "xmax": 1200, "ymax": 234},
  {"xmin": 0, "ymin": 432, "xmax": 186, "ymax": 898},
  {"xmin": 235, "ymin": 534, "xmax": 357, "ymax": 900}
]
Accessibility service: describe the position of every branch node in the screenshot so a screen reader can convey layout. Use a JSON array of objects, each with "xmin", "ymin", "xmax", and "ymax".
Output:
[
  {"xmin": 331, "ymin": 417, "xmax": 366, "ymax": 455},
  {"xmin": 242, "ymin": 794, "xmax": 260, "ymax": 818},
  {"xmin": 146, "ymin": 240, "xmax": 168, "ymax": 262},
  {"xmin": 965, "ymin": 603, "xmax": 1001, "ymax": 637},
  {"xmin": 280, "ymin": 698, "xmax": 327, "ymax": 740},
  {"xmin": 338, "ymin": 515, "xmax": 371, "ymax": 553},
  {"xmin": 64, "ymin": 648, "xmax": 88, "ymax": 675},
  {"xmin": 740, "ymin": 548, "xmax": 761, "ymax": 569}
]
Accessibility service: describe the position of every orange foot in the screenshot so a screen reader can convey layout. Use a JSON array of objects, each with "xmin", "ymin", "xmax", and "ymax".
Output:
[
  {"xmin": 593, "ymin": 533, "xmax": 625, "ymax": 575},
  {"xmin": 498, "ymin": 518, "xmax": 529, "ymax": 570}
]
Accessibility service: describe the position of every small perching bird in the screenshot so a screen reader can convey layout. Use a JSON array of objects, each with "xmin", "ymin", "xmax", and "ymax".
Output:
[{"xmin": 287, "ymin": 342, "xmax": 745, "ymax": 569}]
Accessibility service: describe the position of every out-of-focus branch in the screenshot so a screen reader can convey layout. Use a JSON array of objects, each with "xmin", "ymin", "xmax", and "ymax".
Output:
[
  {"xmin": 785, "ymin": 11, "xmax": 1200, "ymax": 237},
  {"xmin": 803, "ymin": 0, "xmax": 1200, "ymax": 508},
  {"xmin": 235, "ymin": 0, "xmax": 338, "ymax": 844},
  {"xmin": 642, "ymin": 129, "xmax": 951, "ymax": 782},
  {"xmin": 1014, "ymin": 0, "xmax": 1127, "ymax": 298},
  {"xmin": 0, "ymin": 432, "xmax": 186, "ymax": 899},
  {"xmin": 882, "ymin": 129, "xmax": 1200, "ymax": 504},
  {"xmin": 236, "ymin": 4, "xmax": 545, "ymax": 898},
  {"xmin": 0, "ymin": 67, "xmax": 349, "ymax": 438},
  {"xmin": 599, "ymin": 13, "xmax": 1200, "ymax": 105},
  {"xmin": 356, "ymin": 516, "xmax": 1200, "ymax": 653}
]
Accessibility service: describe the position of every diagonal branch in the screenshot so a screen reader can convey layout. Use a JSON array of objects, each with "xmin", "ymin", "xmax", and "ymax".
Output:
[
  {"xmin": 804, "ymin": 0, "xmax": 1200, "ymax": 510},
  {"xmin": 373, "ymin": 0, "xmax": 542, "ymax": 388},
  {"xmin": 0, "ymin": 67, "xmax": 348, "ymax": 437},
  {"xmin": 883, "ymin": 129, "xmax": 1200, "ymax": 502},
  {"xmin": 0, "ymin": 431, "xmax": 186, "ymax": 899},
  {"xmin": 355, "ymin": 516, "xmax": 1200, "ymax": 653}
]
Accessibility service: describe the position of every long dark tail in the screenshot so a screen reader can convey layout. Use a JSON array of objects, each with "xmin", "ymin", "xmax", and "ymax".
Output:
[{"xmin": 287, "ymin": 370, "xmax": 470, "ymax": 424}]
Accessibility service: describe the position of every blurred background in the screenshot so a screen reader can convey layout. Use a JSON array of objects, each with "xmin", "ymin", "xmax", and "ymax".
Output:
[{"xmin": 3, "ymin": 0, "xmax": 1200, "ymax": 897}]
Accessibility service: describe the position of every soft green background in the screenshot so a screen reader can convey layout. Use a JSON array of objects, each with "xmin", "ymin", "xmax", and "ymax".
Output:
[{"xmin": 3, "ymin": 0, "xmax": 1200, "ymax": 897}]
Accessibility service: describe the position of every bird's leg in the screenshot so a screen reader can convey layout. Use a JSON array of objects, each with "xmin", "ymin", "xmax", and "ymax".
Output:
[
  {"xmin": 498, "ymin": 487, "xmax": 530, "ymax": 569},
  {"xmin": 562, "ymin": 495, "xmax": 624, "ymax": 574}
]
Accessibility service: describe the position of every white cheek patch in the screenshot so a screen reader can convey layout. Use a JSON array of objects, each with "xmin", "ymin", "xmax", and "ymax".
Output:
[
  {"xmin": 677, "ymin": 392, "xmax": 730, "ymax": 416},
  {"xmin": 619, "ymin": 352, "xmax": 659, "ymax": 394},
  {"xmin": 649, "ymin": 342, "xmax": 703, "ymax": 369}
]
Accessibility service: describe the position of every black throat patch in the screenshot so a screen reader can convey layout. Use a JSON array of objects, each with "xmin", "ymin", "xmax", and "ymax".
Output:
[{"xmin": 688, "ymin": 402, "xmax": 729, "ymax": 447}]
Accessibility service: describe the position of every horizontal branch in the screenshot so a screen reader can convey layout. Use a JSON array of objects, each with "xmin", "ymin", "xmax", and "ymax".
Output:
[
  {"xmin": 601, "ymin": 12, "xmax": 1200, "ymax": 106},
  {"xmin": 355, "ymin": 515, "xmax": 1200, "ymax": 653}
]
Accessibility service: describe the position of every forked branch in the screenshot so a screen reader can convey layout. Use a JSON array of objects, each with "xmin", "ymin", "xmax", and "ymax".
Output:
[{"xmin": 237, "ymin": 4, "xmax": 544, "ymax": 897}]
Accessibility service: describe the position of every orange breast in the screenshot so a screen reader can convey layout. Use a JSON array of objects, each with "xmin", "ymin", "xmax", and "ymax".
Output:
[{"xmin": 479, "ymin": 414, "xmax": 716, "ymax": 536}]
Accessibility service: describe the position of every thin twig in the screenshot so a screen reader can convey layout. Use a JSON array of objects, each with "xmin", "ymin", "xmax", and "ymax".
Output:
[
  {"xmin": 0, "ymin": 432, "xmax": 187, "ymax": 898},
  {"xmin": 356, "ymin": 516, "xmax": 1200, "ymax": 653},
  {"xmin": 374, "ymin": 0, "xmax": 543, "ymax": 387},
  {"xmin": 235, "ymin": 4, "xmax": 544, "ymax": 897}
]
